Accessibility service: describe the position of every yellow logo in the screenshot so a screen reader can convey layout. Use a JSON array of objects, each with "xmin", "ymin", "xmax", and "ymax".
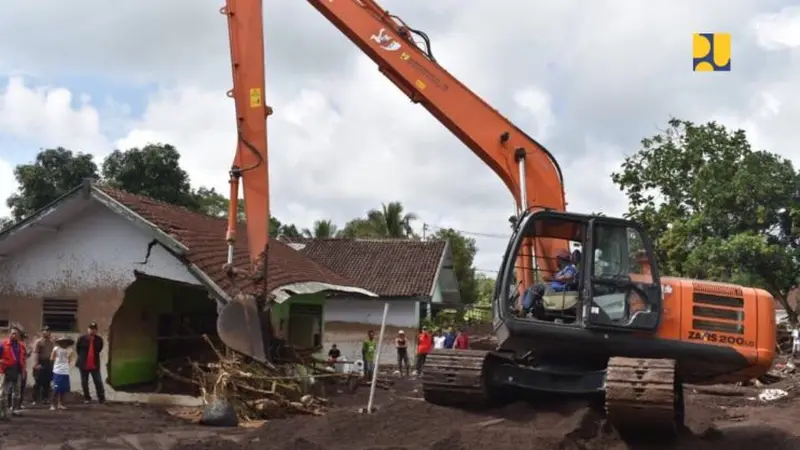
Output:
[
  {"xmin": 249, "ymin": 88, "xmax": 262, "ymax": 108},
  {"xmin": 400, "ymin": 52, "xmax": 410, "ymax": 61},
  {"xmin": 693, "ymin": 33, "xmax": 731, "ymax": 72}
]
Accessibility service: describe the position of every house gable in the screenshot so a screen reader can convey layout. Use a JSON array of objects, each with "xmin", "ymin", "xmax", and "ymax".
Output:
[{"xmin": 0, "ymin": 199, "xmax": 201, "ymax": 297}]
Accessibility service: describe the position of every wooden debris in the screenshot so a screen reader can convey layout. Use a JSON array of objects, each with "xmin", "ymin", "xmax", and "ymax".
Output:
[{"xmin": 157, "ymin": 334, "xmax": 360, "ymax": 421}]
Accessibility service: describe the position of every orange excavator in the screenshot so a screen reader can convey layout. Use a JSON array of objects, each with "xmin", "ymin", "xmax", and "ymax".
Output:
[{"xmin": 217, "ymin": 0, "xmax": 777, "ymax": 435}]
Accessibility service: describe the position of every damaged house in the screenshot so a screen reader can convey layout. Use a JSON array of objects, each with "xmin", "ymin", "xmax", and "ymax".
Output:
[{"xmin": 0, "ymin": 180, "xmax": 461, "ymax": 400}]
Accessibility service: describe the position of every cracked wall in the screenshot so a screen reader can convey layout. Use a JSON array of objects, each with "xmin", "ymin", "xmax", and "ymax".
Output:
[{"xmin": 0, "ymin": 202, "xmax": 204, "ymax": 396}]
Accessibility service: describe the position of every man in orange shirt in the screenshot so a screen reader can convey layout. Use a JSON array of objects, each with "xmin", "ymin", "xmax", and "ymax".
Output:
[
  {"xmin": 76, "ymin": 322, "xmax": 106, "ymax": 404},
  {"xmin": 414, "ymin": 327, "xmax": 432, "ymax": 375}
]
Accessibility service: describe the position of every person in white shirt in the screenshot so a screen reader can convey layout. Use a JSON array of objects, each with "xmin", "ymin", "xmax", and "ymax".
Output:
[
  {"xmin": 433, "ymin": 330, "xmax": 446, "ymax": 349},
  {"xmin": 792, "ymin": 328, "xmax": 800, "ymax": 357},
  {"xmin": 50, "ymin": 336, "xmax": 75, "ymax": 411}
]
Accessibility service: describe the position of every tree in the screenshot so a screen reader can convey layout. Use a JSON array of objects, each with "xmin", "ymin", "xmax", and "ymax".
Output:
[
  {"xmin": 341, "ymin": 202, "xmax": 418, "ymax": 238},
  {"xmin": 475, "ymin": 272, "xmax": 496, "ymax": 306},
  {"xmin": 194, "ymin": 187, "xmax": 230, "ymax": 218},
  {"xmin": 6, "ymin": 148, "xmax": 99, "ymax": 220},
  {"xmin": 102, "ymin": 143, "xmax": 200, "ymax": 211},
  {"xmin": 0, "ymin": 216, "xmax": 13, "ymax": 232},
  {"xmin": 431, "ymin": 228, "xmax": 479, "ymax": 305},
  {"xmin": 611, "ymin": 118, "xmax": 800, "ymax": 321},
  {"xmin": 373, "ymin": 202, "xmax": 418, "ymax": 238},
  {"xmin": 339, "ymin": 218, "xmax": 383, "ymax": 238},
  {"xmin": 270, "ymin": 217, "xmax": 302, "ymax": 239},
  {"xmin": 302, "ymin": 219, "xmax": 339, "ymax": 239}
]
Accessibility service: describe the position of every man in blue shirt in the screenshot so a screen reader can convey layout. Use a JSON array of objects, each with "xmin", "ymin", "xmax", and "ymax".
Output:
[
  {"xmin": 443, "ymin": 327, "xmax": 457, "ymax": 349},
  {"xmin": 521, "ymin": 250, "xmax": 578, "ymax": 317}
]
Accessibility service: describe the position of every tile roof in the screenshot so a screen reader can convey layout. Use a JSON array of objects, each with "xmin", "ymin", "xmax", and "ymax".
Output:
[
  {"xmin": 296, "ymin": 238, "xmax": 447, "ymax": 297},
  {"xmin": 97, "ymin": 186, "xmax": 359, "ymax": 297}
]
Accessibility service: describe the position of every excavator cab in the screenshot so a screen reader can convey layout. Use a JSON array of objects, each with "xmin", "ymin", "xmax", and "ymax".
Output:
[
  {"xmin": 499, "ymin": 210, "xmax": 662, "ymax": 334},
  {"xmin": 582, "ymin": 215, "xmax": 662, "ymax": 332}
]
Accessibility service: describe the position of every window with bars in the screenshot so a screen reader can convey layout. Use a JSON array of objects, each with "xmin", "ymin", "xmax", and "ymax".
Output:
[{"xmin": 42, "ymin": 298, "xmax": 78, "ymax": 332}]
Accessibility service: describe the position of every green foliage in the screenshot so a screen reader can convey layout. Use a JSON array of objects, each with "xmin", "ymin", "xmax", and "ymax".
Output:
[
  {"xmin": 7, "ymin": 147, "xmax": 99, "ymax": 220},
  {"xmin": 340, "ymin": 202, "xmax": 418, "ymax": 238},
  {"xmin": 302, "ymin": 220, "xmax": 339, "ymax": 239},
  {"xmin": 612, "ymin": 118, "xmax": 800, "ymax": 320},
  {"xmin": 193, "ymin": 186, "xmax": 230, "ymax": 218},
  {"xmin": 475, "ymin": 272, "xmax": 496, "ymax": 306},
  {"xmin": 102, "ymin": 143, "xmax": 200, "ymax": 211},
  {"xmin": 0, "ymin": 216, "xmax": 13, "ymax": 232},
  {"xmin": 270, "ymin": 217, "xmax": 302, "ymax": 239},
  {"xmin": 431, "ymin": 228, "xmax": 478, "ymax": 305}
]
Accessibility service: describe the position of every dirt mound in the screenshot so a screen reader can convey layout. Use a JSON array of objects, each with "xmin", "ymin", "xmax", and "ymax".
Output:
[{"xmin": 182, "ymin": 391, "xmax": 800, "ymax": 450}]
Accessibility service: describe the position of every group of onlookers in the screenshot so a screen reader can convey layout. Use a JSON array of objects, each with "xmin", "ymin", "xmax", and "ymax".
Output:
[
  {"xmin": 0, "ymin": 322, "xmax": 107, "ymax": 420},
  {"xmin": 411, "ymin": 327, "xmax": 469, "ymax": 375},
  {"xmin": 326, "ymin": 326, "xmax": 471, "ymax": 379}
]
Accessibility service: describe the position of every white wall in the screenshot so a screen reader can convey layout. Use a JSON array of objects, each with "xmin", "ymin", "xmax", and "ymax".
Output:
[
  {"xmin": 0, "ymin": 203, "xmax": 201, "ymax": 295},
  {"xmin": 324, "ymin": 297, "xmax": 420, "ymax": 366},
  {"xmin": 2, "ymin": 201, "xmax": 203, "ymax": 398}
]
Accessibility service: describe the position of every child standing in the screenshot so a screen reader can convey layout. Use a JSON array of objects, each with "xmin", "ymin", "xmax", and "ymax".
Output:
[{"xmin": 50, "ymin": 336, "xmax": 75, "ymax": 411}]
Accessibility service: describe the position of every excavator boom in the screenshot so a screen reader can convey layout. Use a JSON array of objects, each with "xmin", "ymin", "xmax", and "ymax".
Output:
[{"xmin": 308, "ymin": 0, "xmax": 568, "ymax": 289}]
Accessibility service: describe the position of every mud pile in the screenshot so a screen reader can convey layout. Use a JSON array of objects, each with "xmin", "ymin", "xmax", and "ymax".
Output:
[{"xmin": 180, "ymin": 392, "xmax": 800, "ymax": 450}]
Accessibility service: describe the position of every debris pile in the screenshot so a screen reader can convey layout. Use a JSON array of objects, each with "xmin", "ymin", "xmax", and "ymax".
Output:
[{"xmin": 158, "ymin": 336, "xmax": 359, "ymax": 422}]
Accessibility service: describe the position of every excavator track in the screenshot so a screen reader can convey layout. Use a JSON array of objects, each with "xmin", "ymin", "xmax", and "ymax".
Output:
[
  {"xmin": 421, "ymin": 349, "xmax": 491, "ymax": 408},
  {"xmin": 604, "ymin": 357, "xmax": 684, "ymax": 438}
]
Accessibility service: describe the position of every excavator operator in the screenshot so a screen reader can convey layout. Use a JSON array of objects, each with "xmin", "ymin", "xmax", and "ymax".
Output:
[{"xmin": 521, "ymin": 249, "xmax": 577, "ymax": 318}]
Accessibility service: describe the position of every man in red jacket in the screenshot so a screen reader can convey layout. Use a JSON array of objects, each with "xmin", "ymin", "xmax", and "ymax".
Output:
[
  {"xmin": 415, "ymin": 327, "xmax": 432, "ymax": 375},
  {"xmin": 0, "ymin": 327, "xmax": 26, "ymax": 420},
  {"xmin": 76, "ymin": 322, "xmax": 106, "ymax": 404},
  {"xmin": 454, "ymin": 328, "xmax": 469, "ymax": 349}
]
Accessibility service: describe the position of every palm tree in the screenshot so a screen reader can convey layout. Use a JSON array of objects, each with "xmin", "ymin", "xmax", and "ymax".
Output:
[
  {"xmin": 367, "ymin": 201, "xmax": 418, "ymax": 238},
  {"xmin": 302, "ymin": 219, "xmax": 339, "ymax": 238}
]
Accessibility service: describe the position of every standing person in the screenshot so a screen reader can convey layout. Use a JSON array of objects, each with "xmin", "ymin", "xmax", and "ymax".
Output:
[
  {"xmin": 415, "ymin": 327, "xmax": 432, "ymax": 375},
  {"xmin": 454, "ymin": 328, "xmax": 469, "ymax": 350},
  {"xmin": 0, "ymin": 327, "xmax": 26, "ymax": 419},
  {"xmin": 31, "ymin": 326, "xmax": 55, "ymax": 406},
  {"xmin": 443, "ymin": 327, "xmax": 457, "ymax": 349},
  {"xmin": 395, "ymin": 330, "xmax": 410, "ymax": 376},
  {"xmin": 327, "ymin": 344, "xmax": 341, "ymax": 370},
  {"xmin": 433, "ymin": 329, "xmax": 446, "ymax": 349},
  {"xmin": 76, "ymin": 322, "xmax": 105, "ymax": 404},
  {"xmin": 10, "ymin": 328, "xmax": 29, "ymax": 410},
  {"xmin": 793, "ymin": 327, "xmax": 800, "ymax": 358},
  {"xmin": 361, "ymin": 330, "xmax": 377, "ymax": 380},
  {"xmin": 50, "ymin": 336, "xmax": 75, "ymax": 411}
]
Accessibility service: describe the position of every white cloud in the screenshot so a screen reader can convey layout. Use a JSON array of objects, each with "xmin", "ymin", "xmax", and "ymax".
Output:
[
  {"xmin": 752, "ymin": 6, "xmax": 800, "ymax": 49},
  {"xmin": 3, "ymin": 0, "xmax": 800, "ymax": 271},
  {"xmin": 0, "ymin": 77, "xmax": 110, "ymax": 156},
  {"xmin": 0, "ymin": 158, "xmax": 15, "ymax": 218}
]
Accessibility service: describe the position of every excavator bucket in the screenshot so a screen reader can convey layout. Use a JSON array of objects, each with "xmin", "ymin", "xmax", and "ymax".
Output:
[{"xmin": 217, "ymin": 293, "xmax": 267, "ymax": 362}]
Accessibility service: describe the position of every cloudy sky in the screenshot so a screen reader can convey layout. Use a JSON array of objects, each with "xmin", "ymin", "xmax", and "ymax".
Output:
[{"xmin": 0, "ymin": 1, "xmax": 799, "ymax": 274}]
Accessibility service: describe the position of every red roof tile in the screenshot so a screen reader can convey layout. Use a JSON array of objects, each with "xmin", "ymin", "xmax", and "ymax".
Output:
[
  {"xmin": 97, "ymin": 186, "xmax": 359, "ymax": 297},
  {"xmin": 296, "ymin": 239, "xmax": 447, "ymax": 297}
]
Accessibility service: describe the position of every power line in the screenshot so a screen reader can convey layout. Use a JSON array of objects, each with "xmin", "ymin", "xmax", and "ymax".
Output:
[{"xmin": 423, "ymin": 223, "xmax": 511, "ymax": 240}]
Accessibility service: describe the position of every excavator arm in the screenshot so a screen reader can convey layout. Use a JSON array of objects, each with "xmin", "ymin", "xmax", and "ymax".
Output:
[
  {"xmin": 218, "ymin": 0, "xmax": 273, "ymax": 361},
  {"xmin": 308, "ymin": 0, "xmax": 568, "ymax": 282}
]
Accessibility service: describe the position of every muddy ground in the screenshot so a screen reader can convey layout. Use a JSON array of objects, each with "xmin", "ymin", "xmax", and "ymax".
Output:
[{"xmin": 3, "ymin": 375, "xmax": 800, "ymax": 449}]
